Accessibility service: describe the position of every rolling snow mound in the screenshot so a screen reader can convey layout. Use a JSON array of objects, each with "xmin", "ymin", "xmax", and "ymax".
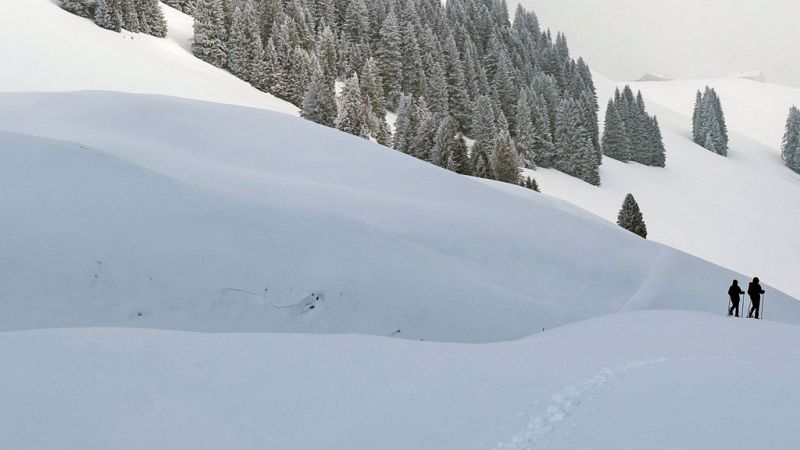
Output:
[{"xmin": 1, "ymin": 91, "xmax": 799, "ymax": 342}]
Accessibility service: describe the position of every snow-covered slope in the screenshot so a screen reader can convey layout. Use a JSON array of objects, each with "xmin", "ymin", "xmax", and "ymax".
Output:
[
  {"xmin": 533, "ymin": 74, "xmax": 800, "ymax": 300},
  {"xmin": 3, "ymin": 311, "xmax": 799, "ymax": 450},
  {"xmin": 0, "ymin": 0, "xmax": 296, "ymax": 114},
  {"xmin": 4, "ymin": 91, "xmax": 799, "ymax": 341}
]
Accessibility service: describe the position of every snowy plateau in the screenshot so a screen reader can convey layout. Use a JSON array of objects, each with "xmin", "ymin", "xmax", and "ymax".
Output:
[{"xmin": 1, "ymin": 0, "xmax": 800, "ymax": 449}]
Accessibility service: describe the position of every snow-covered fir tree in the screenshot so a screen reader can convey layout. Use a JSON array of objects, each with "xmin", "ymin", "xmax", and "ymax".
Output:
[
  {"xmin": 601, "ymin": 99, "xmax": 631, "ymax": 161},
  {"xmin": 178, "ymin": 0, "xmax": 601, "ymax": 183},
  {"xmin": 521, "ymin": 176, "xmax": 539, "ymax": 192},
  {"xmin": 94, "ymin": 0, "xmax": 122, "ymax": 32},
  {"xmin": 227, "ymin": 1, "xmax": 266, "ymax": 89},
  {"xmin": 693, "ymin": 87, "xmax": 728, "ymax": 156},
  {"xmin": 336, "ymin": 73, "xmax": 368, "ymax": 139},
  {"xmin": 59, "ymin": 0, "xmax": 96, "ymax": 19},
  {"xmin": 617, "ymin": 193, "xmax": 647, "ymax": 239},
  {"xmin": 781, "ymin": 106, "xmax": 800, "ymax": 174},
  {"xmin": 602, "ymin": 86, "xmax": 665, "ymax": 167},
  {"xmin": 301, "ymin": 56, "xmax": 337, "ymax": 127},
  {"xmin": 392, "ymin": 94, "xmax": 415, "ymax": 154},
  {"xmin": 493, "ymin": 131, "xmax": 521, "ymax": 184},
  {"xmin": 163, "ymin": 0, "xmax": 197, "ymax": 15},
  {"xmin": 554, "ymin": 98, "xmax": 599, "ymax": 185},
  {"xmin": 192, "ymin": 0, "xmax": 227, "ymax": 68}
]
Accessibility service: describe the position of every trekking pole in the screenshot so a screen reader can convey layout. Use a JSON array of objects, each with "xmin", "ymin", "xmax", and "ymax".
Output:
[
  {"xmin": 728, "ymin": 296, "xmax": 731, "ymax": 316},
  {"xmin": 761, "ymin": 292, "xmax": 765, "ymax": 320}
]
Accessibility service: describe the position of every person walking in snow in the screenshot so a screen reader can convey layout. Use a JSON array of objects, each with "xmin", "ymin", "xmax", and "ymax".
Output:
[
  {"xmin": 747, "ymin": 277, "xmax": 765, "ymax": 319},
  {"xmin": 728, "ymin": 280, "xmax": 744, "ymax": 317}
]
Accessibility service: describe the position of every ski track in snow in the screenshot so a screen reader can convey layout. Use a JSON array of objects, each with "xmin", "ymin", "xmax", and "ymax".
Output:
[{"xmin": 497, "ymin": 358, "xmax": 669, "ymax": 449}]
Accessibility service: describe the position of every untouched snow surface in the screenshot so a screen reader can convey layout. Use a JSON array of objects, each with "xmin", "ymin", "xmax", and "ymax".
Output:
[
  {"xmin": 533, "ymin": 74, "xmax": 800, "ymax": 300},
  {"xmin": 2, "ymin": 91, "xmax": 799, "ymax": 342},
  {"xmin": 2, "ymin": 311, "xmax": 799, "ymax": 450},
  {"xmin": 0, "ymin": 0, "xmax": 296, "ymax": 114}
]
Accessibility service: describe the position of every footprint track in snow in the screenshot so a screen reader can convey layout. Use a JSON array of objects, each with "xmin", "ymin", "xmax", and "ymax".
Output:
[{"xmin": 497, "ymin": 358, "xmax": 669, "ymax": 449}]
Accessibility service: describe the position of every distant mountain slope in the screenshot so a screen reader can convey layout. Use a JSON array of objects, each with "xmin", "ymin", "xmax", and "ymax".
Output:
[
  {"xmin": 1, "ymin": 91, "xmax": 798, "ymax": 342},
  {"xmin": 532, "ymin": 74, "xmax": 800, "ymax": 300},
  {"xmin": 520, "ymin": 0, "xmax": 800, "ymax": 88},
  {"xmin": 3, "ymin": 311, "xmax": 799, "ymax": 449},
  {"xmin": 0, "ymin": 0, "xmax": 296, "ymax": 114}
]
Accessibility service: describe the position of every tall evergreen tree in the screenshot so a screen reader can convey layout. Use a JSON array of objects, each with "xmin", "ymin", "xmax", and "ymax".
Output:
[
  {"xmin": 472, "ymin": 95, "xmax": 497, "ymax": 150},
  {"xmin": 493, "ymin": 130, "xmax": 521, "ymax": 184},
  {"xmin": 392, "ymin": 94, "xmax": 415, "ymax": 154},
  {"xmin": 336, "ymin": 73, "xmax": 369, "ymax": 138},
  {"xmin": 617, "ymin": 193, "xmax": 647, "ymax": 238},
  {"xmin": 228, "ymin": 1, "xmax": 266, "ymax": 88},
  {"xmin": 514, "ymin": 90, "xmax": 537, "ymax": 168},
  {"xmin": 554, "ymin": 98, "xmax": 599, "ymax": 185},
  {"xmin": 376, "ymin": 7, "xmax": 403, "ymax": 108},
  {"xmin": 601, "ymin": 99, "xmax": 631, "ymax": 162},
  {"xmin": 781, "ymin": 106, "xmax": 800, "ymax": 174},
  {"xmin": 301, "ymin": 56, "xmax": 337, "ymax": 127},
  {"xmin": 447, "ymin": 133, "xmax": 471, "ymax": 175},
  {"xmin": 94, "ymin": 0, "xmax": 122, "ymax": 32},
  {"xmin": 192, "ymin": 0, "xmax": 227, "ymax": 68},
  {"xmin": 693, "ymin": 87, "xmax": 728, "ymax": 156},
  {"xmin": 411, "ymin": 98, "xmax": 437, "ymax": 162},
  {"xmin": 136, "ymin": 0, "xmax": 167, "ymax": 37}
]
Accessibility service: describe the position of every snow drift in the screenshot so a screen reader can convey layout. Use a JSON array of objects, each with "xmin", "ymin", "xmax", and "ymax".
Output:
[{"xmin": 2, "ymin": 311, "xmax": 799, "ymax": 450}]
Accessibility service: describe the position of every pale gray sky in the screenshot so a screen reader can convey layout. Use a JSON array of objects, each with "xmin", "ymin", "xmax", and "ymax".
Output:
[{"xmin": 519, "ymin": 0, "xmax": 800, "ymax": 87}]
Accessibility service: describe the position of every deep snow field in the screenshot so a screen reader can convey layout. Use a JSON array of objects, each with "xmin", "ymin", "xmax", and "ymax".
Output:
[{"xmin": 2, "ymin": 1, "xmax": 800, "ymax": 449}]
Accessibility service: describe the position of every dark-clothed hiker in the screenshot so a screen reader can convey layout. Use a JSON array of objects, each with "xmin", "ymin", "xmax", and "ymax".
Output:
[
  {"xmin": 748, "ymin": 277, "xmax": 765, "ymax": 318},
  {"xmin": 728, "ymin": 280, "xmax": 744, "ymax": 317}
]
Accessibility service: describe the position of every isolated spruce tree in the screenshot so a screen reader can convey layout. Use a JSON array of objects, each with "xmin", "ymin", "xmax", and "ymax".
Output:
[
  {"xmin": 493, "ymin": 131, "xmax": 521, "ymax": 184},
  {"xmin": 336, "ymin": 73, "xmax": 369, "ymax": 138},
  {"xmin": 301, "ymin": 57, "xmax": 337, "ymax": 127},
  {"xmin": 193, "ymin": 0, "xmax": 227, "ymax": 68},
  {"xmin": 781, "ymin": 106, "xmax": 800, "ymax": 174},
  {"xmin": 617, "ymin": 194, "xmax": 648, "ymax": 239}
]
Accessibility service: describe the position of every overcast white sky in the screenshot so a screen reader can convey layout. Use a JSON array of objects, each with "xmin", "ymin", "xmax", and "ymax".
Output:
[{"xmin": 519, "ymin": 0, "xmax": 800, "ymax": 87}]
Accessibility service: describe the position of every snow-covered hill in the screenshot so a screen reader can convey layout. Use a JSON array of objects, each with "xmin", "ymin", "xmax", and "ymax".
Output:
[
  {"xmin": 533, "ymin": 74, "xmax": 800, "ymax": 300},
  {"xmin": 2, "ymin": 311, "xmax": 799, "ymax": 450},
  {"xmin": 7, "ymin": 91, "xmax": 798, "ymax": 341},
  {"xmin": 0, "ymin": 0, "xmax": 296, "ymax": 114}
]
